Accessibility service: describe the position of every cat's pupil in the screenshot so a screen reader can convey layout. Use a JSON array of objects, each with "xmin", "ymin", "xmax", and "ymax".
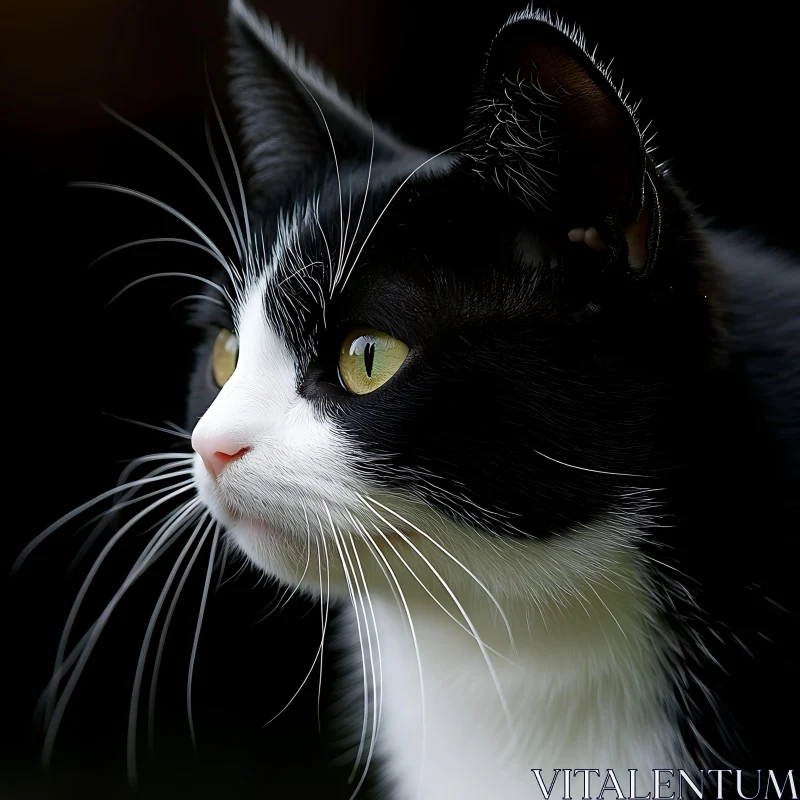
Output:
[{"xmin": 364, "ymin": 342, "xmax": 375, "ymax": 377}]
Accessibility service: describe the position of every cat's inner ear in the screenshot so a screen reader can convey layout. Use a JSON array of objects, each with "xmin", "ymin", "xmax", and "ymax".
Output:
[
  {"xmin": 466, "ymin": 12, "xmax": 655, "ymax": 272},
  {"xmin": 228, "ymin": 0, "xmax": 412, "ymax": 214}
]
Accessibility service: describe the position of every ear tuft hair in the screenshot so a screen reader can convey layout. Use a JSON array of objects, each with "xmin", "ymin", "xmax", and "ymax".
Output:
[{"xmin": 463, "ymin": 5, "xmax": 663, "ymax": 273}]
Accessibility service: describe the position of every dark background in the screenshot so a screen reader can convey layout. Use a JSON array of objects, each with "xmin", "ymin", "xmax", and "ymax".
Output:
[{"xmin": 2, "ymin": 1, "xmax": 796, "ymax": 798}]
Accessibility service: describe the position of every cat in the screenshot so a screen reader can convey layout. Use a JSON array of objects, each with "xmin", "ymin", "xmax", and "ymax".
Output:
[{"xmin": 33, "ymin": 1, "xmax": 798, "ymax": 798}]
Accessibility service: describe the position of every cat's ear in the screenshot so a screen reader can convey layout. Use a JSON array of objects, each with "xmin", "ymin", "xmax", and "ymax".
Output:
[
  {"xmin": 465, "ymin": 10, "xmax": 658, "ymax": 272},
  {"xmin": 228, "ymin": 0, "xmax": 411, "ymax": 212}
]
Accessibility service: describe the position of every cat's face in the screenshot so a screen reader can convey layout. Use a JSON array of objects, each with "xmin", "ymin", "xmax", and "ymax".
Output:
[{"xmin": 188, "ymin": 2, "xmax": 719, "ymax": 606}]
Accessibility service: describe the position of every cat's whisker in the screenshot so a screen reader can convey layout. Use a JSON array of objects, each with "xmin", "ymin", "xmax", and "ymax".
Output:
[
  {"xmin": 115, "ymin": 453, "xmax": 195, "ymax": 487},
  {"xmin": 69, "ymin": 478, "xmax": 195, "ymax": 572},
  {"xmin": 35, "ymin": 495, "xmax": 195, "ymax": 717},
  {"xmin": 340, "ymin": 125, "xmax": 375, "ymax": 281},
  {"xmin": 204, "ymin": 114, "xmax": 247, "ymax": 266},
  {"xmin": 532, "ymin": 448, "xmax": 648, "ymax": 479},
  {"xmin": 325, "ymin": 512, "xmax": 370, "ymax": 784},
  {"xmin": 33, "ymin": 514, "xmax": 193, "ymax": 725},
  {"xmin": 253, "ymin": 513, "xmax": 311, "ymax": 625},
  {"xmin": 45, "ymin": 491, "xmax": 200, "ymax": 728},
  {"xmin": 187, "ymin": 522, "xmax": 220, "ymax": 754},
  {"xmin": 354, "ymin": 516, "xmax": 514, "ymax": 665},
  {"xmin": 316, "ymin": 513, "xmax": 331, "ymax": 733},
  {"xmin": 214, "ymin": 533, "xmax": 231, "ymax": 593},
  {"xmin": 313, "ymin": 203, "xmax": 334, "ymax": 303},
  {"xmin": 344, "ymin": 512, "xmax": 407, "ymax": 637},
  {"xmin": 206, "ymin": 68, "xmax": 251, "ymax": 265},
  {"xmin": 170, "ymin": 293, "xmax": 227, "ymax": 310},
  {"xmin": 162, "ymin": 420, "xmax": 191, "ymax": 437},
  {"xmin": 276, "ymin": 511, "xmax": 312, "ymax": 610},
  {"xmin": 337, "ymin": 145, "xmax": 459, "ymax": 292},
  {"xmin": 127, "ymin": 512, "xmax": 210, "ymax": 780},
  {"xmin": 347, "ymin": 531, "xmax": 383, "ymax": 799},
  {"xmin": 101, "ymin": 104, "xmax": 245, "ymax": 265},
  {"xmin": 69, "ymin": 456, "xmax": 194, "ymax": 569},
  {"xmin": 354, "ymin": 517, "xmax": 427, "ymax": 797},
  {"xmin": 276, "ymin": 259, "xmax": 324, "ymax": 288},
  {"xmin": 89, "ymin": 237, "xmax": 226, "ymax": 273},
  {"xmin": 102, "ymin": 413, "xmax": 193, "ymax": 440},
  {"xmin": 359, "ymin": 497, "xmax": 518, "ymax": 743},
  {"xmin": 42, "ymin": 497, "xmax": 203, "ymax": 765},
  {"xmin": 335, "ymin": 529, "xmax": 375, "ymax": 790},
  {"xmin": 69, "ymin": 182, "xmax": 231, "ymax": 273},
  {"xmin": 261, "ymin": 518, "xmax": 330, "ymax": 729},
  {"xmin": 148, "ymin": 520, "xmax": 219, "ymax": 754},
  {"xmin": 217, "ymin": 549, "xmax": 250, "ymax": 589},
  {"xmin": 14, "ymin": 469, "xmax": 195, "ymax": 572},
  {"xmin": 106, "ymin": 272, "xmax": 233, "ymax": 309},
  {"xmin": 292, "ymin": 80, "xmax": 345, "ymax": 293},
  {"xmin": 342, "ymin": 180, "xmax": 353, "ymax": 288},
  {"xmin": 361, "ymin": 496, "xmax": 516, "ymax": 650}
]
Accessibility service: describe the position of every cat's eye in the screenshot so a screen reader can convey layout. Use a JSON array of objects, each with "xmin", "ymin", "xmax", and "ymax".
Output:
[
  {"xmin": 212, "ymin": 328, "xmax": 239, "ymax": 388},
  {"xmin": 338, "ymin": 328, "xmax": 409, "ymax": 395}
]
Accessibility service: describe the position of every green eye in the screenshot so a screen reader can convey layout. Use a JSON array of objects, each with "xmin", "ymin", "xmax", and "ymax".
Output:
[
  {"xmin": 212, "ymin": 327, "xmax": 238, "ymax": 387},
  {"xmin": 338, "ymin": 328, "xmax": 409, "ymax": 395}
]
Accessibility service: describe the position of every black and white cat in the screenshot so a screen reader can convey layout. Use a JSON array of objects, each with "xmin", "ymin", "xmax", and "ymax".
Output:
[{"xmin": 38, "ymin": 1, "xmax": 798, "ymax": 797}]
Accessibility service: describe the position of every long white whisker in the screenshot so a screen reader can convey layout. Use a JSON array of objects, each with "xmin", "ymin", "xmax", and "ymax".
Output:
[
  {"xmin": 69, "ymin": 183, "xmax": 229, "ymax": 267},
  {"xmin": 14, "ymin": 469, "xmax": 195, "ymax": 572},
  {"xmin": 360, "ymin": 497, "xmax": 517, "ymax": 741},
  {"xmin": 106, "ymin": 272, "xmax": 232, "ymax": 308},
  {"xmin": 148, "ymin": 520, "xmax": 217, "ymax": 752},
  {"xmin": 354, "ymin": 516, "xmax": 513, "ymax": 665},
  {"xmin": 533, "ymin": 449, "xmax": 647, "ymax": 478},
  {"xmin": 316, "ymin": 515, "xmax": 331, "ymax": 733},
  {"xmin": 43, "ymin": 497, "xmax": 202, "ymax": 765},
  {"xmin": 102, "ymin": 413, "xmax": 192, "ymax": 440},
  {"xmin": 335, "ymin": 530, "xmax": 373, "ymax": 787},
  {"xmin": 69, "ymin": 478, "xmax": 195, "ymax": 571},
  {"xmin": 354, "ymin": 517, "xmax": 426, "ymax": 797},
  {"xmin": 89, "ymin": 238, "xmax": 226, "ymax": 270},
  {"xmin": 101, "ymin": 104, "xmax": 244, "ymax": 263},
  {"xmin": 347, "ymin": 532, "xmax": 382, "ymax": 799},
  {"xmin": 170, "ymin": 293, "xmax": 227, "ymax": 310},
  {"xmin": 340, "ymin": 125, "xmax": 375, "ymax": 280},
  {"xmin": 127, "ymin": 512, "xmax": 210, "ymax": 781},
  {"xmin": 362, "ymin": 496, "xmax": 515, "ymax": 648},
  {"xmin": 214, "ymin": 534, "xmax": 231, "ymax": 593},
  {"xmin": 204, "ymin": 114, "xmax": 246, "ymax": 259},
  {"xmin": 207, "ymin": 72, "xmax": 251, "ymax": 256},
  {"xmin": 274, "ymin": 512, "xmax": 312, "ymax": 613},
  {"xmin": 292, "ymin": 80, "xmax": 344, "ymax": 291},
  {"xmin": 46, "ymin": 491, "xmax": 200, "ymax": 727},
  {"xmin": 33, "ymin": 520, "xmax": 189, "ymax": 723},
  {"xmin": 261, "ymin": 612, "xmax": 329, "ymax": 727},
  {"xmin": 187, "ymin": 522, "xmax": 220, "ymax": 752},
  {"xmin": 253, "ymin": 518, "xmax": 311, "ymax": 625},
  {"xmin": 338, "ymin": 146, "xmax": 458, "ymax": 291},
  {"xmin": 113, "ymin": 453, "xmax": 194, "ymax": 489},
  {"xmin": 69, "ymin": 457, "xmax": 193, "ymax": 570}
]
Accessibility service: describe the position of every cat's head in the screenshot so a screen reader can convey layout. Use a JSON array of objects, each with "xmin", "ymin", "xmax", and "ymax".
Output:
[{"xmin": 190, "ymin": 1, "xmax": 722, "ymax": 609}]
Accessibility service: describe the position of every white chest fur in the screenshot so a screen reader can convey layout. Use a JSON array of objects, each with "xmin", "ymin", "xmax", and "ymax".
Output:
[{"xmin": 341, "ymin": 555, "xmax": 687, "ymax": 800}]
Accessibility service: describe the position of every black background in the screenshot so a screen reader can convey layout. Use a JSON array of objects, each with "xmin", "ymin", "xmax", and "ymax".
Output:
[{"xmin": 2, "ymin": 1, "xmax": 797, "ymax": 798}]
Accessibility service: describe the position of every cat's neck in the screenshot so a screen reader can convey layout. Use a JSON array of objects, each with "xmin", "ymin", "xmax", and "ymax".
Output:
[{"xmin": 354, "ymin": 526, "xmax": 690, "ymax": 800}]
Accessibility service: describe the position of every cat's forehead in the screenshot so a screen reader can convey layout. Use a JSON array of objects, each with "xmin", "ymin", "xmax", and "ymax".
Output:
[{"xmin": 257, "ymin": 155, "xmax": 549, "ymax": 301}]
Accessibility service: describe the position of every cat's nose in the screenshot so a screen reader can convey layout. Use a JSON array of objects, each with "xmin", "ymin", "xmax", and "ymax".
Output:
[{"xmin": 191, "ymin": 431, "xmax": 250, "ymax": 479}]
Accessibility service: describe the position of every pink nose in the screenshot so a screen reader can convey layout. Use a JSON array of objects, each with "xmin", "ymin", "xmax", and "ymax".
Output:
[{"xmin": 191, "ymin": 431, "xmax": 250, "ymax": 479}]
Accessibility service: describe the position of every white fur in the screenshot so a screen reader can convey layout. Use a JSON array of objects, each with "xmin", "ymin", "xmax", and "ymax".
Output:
[{"xmin": 193, "ymin": 260, "xmax": 686, "ymax": 798}]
